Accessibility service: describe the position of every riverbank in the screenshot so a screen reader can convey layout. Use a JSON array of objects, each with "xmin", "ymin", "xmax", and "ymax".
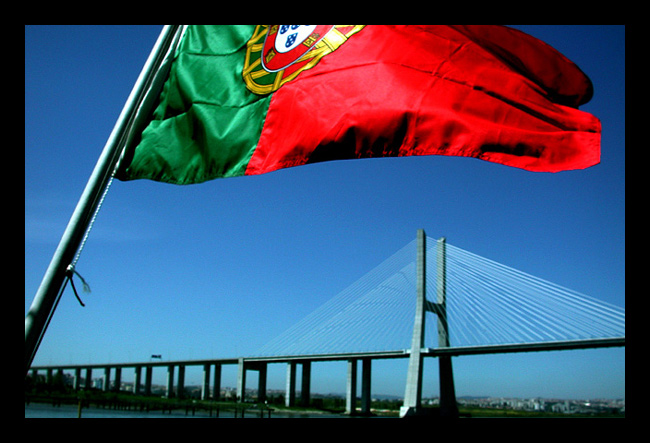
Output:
[
  {"xmin": 25, "ymin": 392, "xmax": 623, "ymax": 418},
  {"xmin": 25, "ymin": 402, "xmax": 351, "ymax": 418},
  {"xmin": 25, "ymin": 391, "xmax": 358, "ymax": 418}
]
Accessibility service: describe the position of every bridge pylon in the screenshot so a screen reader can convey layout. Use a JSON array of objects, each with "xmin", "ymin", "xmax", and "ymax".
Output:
[{"xmin": 400, "ymin": 230, "xmax": 458, "ymax": 418}]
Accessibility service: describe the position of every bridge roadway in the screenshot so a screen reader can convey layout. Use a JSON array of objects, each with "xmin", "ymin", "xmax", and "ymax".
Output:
[{"xmin": 29, "ymin": 337, "xmax": 624, "ymax": 415}]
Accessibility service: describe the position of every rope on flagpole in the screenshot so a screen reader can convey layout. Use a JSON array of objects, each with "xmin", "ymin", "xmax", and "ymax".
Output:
[{"xmin": 70, "ymin": 176, "xmax": 114, "ymax": 270}]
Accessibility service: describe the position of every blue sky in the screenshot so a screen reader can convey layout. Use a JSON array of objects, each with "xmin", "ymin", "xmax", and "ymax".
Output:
[{"xmin": 25, "ymin": 25, "xmax": 625, "ymax": 399}]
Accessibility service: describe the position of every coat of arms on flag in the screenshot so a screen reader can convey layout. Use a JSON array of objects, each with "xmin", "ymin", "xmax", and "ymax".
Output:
[{"xmin": 243, "ymin": 25, "xmax": 365, "ymax": 95}]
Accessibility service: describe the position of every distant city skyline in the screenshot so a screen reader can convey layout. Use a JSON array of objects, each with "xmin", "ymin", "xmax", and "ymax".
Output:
[{"xmin": 33, "ymin": 367, "xmax": 627, "ymax": 404}]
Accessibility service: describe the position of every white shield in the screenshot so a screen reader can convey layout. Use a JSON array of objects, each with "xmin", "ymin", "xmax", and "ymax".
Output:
[{"xmin": 274, "ymin": 25, "xmax": 317, "ymax": 54}]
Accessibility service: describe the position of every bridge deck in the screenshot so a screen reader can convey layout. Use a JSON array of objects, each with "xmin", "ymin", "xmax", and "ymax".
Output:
[{"xmin": 30, "ymin": 337, "xmax": 624, "ymax": 371}]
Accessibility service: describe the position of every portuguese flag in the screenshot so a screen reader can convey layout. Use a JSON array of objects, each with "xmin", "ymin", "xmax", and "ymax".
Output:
[{"xmin": 116, "ymin": 25, "xmax": 601, "ymax": 185}]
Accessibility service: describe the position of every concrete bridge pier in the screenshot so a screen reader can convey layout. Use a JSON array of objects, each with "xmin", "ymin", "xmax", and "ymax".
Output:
[
  {"xmin": 438, "ymin": 355, "xmax": 458, "ymax": 417},
  {"xmin": 212, "ymin": 363, "xmax": 222, "ymax": 400},
  {"xmin": 200, "ymin": 363, "xmax": 222, "ymax": 400},
  {"xmin": 84, "ymin": 368, "xmax": 92, "ymax": 390},
  {"xmin": 236, "ymin": 359, "xmax": 245, "ymax": 401},
  {"xmin": 284, "ymin": 361, "xmax": 312, "ymax": 406},
  {"xmin": 345, "ymin": 359, "xmax": 357, "ymax": 414},
  {"xmin": 134, "ymin": 366, "xmax": 142, "ymax": 394},
  {"xmin": 177, "ymin": 365, "xmax": 185, "ymax": 398},
  {"xmin": 237, "ymin": 359, "xmax": 268, "ymax": 403},
  {"xmin": 74, "ymin": 368, "xmax": 81, "ymax": 390},
  {"xmin": 103, "ymin": 367, "xmax": 110, "ymax": 391},
  {"xmin": 114, "ymin": 367, "xmax": 122, "ymax": 392},
  {"xmin": 361, "ymin": 358, "xmax": 372, "ymax": 415},
  {"xmin": 201, "ymin": 364, "xmax": 211, "ymax": 400},
  {"xmin": 257, "ymin": 363, "xmax": 267, "ymax": 402},
  {"xmin": 345, "ymin": 358, "xmax": 373, "ymax": 415},
  {"xmin": 285, "ymin": 362, "xmax": 297, "ymax": 406},
  {"xmin": 166, "ymin": 365, "xmax": 175, "ymax": 398},
  {"xmin": 144, "ymin": 366, "xmax": 153, "ymax": 396},
  {"xmin": 300, "ymin": 361, "xmax": 311, "ymax": 406}
]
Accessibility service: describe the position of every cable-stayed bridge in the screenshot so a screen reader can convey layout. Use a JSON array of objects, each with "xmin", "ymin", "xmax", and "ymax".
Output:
[
  {"xmin": 254, "ymin": 233, "xmax": 624, "ymax": 357},
  {"xmin": 29, "ymin": 230, "xmax": 624, "ymax": 417}
]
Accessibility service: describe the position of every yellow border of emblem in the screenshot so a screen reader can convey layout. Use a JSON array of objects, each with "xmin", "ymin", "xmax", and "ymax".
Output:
[{"xmin": 243, "ymin": 25, "xmax": 365, "ymax": 95}]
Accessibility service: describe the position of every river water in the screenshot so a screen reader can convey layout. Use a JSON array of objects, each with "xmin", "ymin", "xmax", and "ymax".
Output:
[{"xmin": 25, "ymin": 403, "xmax": 359, "ymax": 418}]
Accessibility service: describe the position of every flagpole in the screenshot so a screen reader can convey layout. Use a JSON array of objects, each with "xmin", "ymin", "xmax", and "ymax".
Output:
[{"xmin": 25, "ymin": 25, "xmax": 181, "ymax": 374}]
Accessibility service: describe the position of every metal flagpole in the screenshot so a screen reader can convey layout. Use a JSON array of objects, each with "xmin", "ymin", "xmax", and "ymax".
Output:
[{"xmin": 25, "ymin": 25, "xmax": 181, "ymax": 374}]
